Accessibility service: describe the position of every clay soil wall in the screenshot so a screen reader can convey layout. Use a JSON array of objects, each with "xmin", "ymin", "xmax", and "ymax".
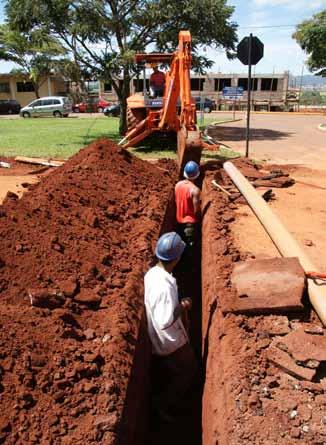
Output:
[{"xmin": 201, "ymin": 170, "xmax": 326, "ymax": 445}]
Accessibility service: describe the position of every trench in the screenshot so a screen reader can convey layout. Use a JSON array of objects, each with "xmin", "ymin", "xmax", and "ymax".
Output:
[
  {"xmin": 119, "ymin": 164, "xmax": 232, "ymax": 445},
  {"xmin": 145, "ymin": 190, "xmax": 203, "ymax": 445}
]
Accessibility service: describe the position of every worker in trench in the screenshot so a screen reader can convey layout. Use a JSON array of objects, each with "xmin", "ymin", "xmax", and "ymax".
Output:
[
  {"xmin": 175, "ymin": 160, "xmax": 201, "ymax": 265},
  {"xmin": 144, "ymin": 232, "xmax": 198, "ymax": 421},
  {"xmin": 149, "ymin": 64, "xmax": 165, "ymax": 97}
]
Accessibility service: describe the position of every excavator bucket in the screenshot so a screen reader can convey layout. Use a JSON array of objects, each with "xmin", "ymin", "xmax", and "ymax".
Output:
[{"xmin": 177, "ymin": 127, "xmax": 202, "ymax": 178}]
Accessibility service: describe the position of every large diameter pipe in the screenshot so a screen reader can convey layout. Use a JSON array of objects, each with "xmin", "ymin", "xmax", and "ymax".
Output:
[{"xmin": 223, "ymin": 161, "xmax": 326, "ymax": 326}]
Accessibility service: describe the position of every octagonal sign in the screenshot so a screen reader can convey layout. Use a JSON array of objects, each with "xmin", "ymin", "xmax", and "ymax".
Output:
[{"xmin": 237, "ymin": 36, "xmax": 264, "ymax": 66}]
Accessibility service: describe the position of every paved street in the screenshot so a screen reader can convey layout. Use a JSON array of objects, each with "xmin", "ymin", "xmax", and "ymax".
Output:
[{"xmin": 209, "ymin": 111, "xmax": 326, "ymax": 169}]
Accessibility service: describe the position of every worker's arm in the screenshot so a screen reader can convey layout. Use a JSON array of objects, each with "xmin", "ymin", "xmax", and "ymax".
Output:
[
  {"xmin": 162, "ymin": 298, "xmax": 192, "ymax": 330},
  {"xmin": 153, "ymin": 291, "xmax": 191, "ymax": 330},
  {"xmin": 191, "ymin": 187, "xmax": 201, "ymax": 218}
]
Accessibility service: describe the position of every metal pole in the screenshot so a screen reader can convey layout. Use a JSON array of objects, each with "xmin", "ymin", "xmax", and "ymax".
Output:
[
  {"xmin": 298, "ymin": 64, "xmax": 304, "ymax": 112},
  {"xmin": 143, "ymin": 65, "xmax": 147, "ymax": 97},
  {"xmin": 245, "ymin": 33, "xmax": 252, "ymax": 158}
]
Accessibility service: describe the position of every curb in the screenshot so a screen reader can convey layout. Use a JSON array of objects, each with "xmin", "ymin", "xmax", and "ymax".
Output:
[{"xmin": 211, "ymin": 111, "xmax": 326, "ymax": 116}]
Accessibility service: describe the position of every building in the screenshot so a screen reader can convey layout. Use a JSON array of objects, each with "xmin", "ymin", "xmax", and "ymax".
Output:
[
  {"xmin": 188, "ymin": 72, "xmax": 290, "ymax": 111},
  {"xmin": 0, "ymin": 71, "xmax": 294, "ymax": 111},
  {"xmin": 0, "ymin": 74, "xmax": 69, "ymax": 107}
]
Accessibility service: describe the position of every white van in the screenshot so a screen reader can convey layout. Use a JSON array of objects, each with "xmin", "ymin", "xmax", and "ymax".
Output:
[{"xmin": 20, "ymin": 96, "xmax": 72, "ymax": 118}]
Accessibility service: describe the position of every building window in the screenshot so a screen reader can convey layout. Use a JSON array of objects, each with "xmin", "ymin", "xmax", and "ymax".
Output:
[
  {"xmin": 133, "ymin": 79, "xmax": 150, "ymax": 92},
  {"xmin": 190, "ymin": 78, "xmax": 204, "ymax": 91},
  {"xmin": 238, "ymin": 78, "xmax": 258, "ymax": 91},
  {"xmin": 17, "ymin": 81, "xmax": 35, "ymax": 92},
  {"xmin": 214, "ymin": 78, "xmax": 231, "ymax": 91},
  {"xmin": 86, "ymin": 80, "xmax": 99, "ymax": 93},
  {"xmin": 0, "ymin": 82, "xmax": 10, "ymax": 93},
  {"xmin": 104, "ymin": 82, "xmax": 112, "ymax": 92},
  {"xmin": 261, "ymin": 78, "xmax": 278, "ymax": 91}
]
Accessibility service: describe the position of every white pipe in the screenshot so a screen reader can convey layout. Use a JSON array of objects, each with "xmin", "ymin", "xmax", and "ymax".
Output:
[{"xmin": 224, "ymin": 161, "xmax": 326, "ymax": 326}]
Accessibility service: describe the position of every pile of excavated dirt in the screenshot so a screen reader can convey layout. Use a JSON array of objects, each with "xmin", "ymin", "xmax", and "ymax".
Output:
[
  {"xmin": 202, "ymin": 169, "xmax": 326, "ymax": 445},
  {"xmin": 0, "ymin": 139, "xmax": 175, "ymax": 445}
]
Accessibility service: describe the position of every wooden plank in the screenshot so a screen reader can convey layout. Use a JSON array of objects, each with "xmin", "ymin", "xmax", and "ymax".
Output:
[{"xmin": 15, "ymin": 156, "xmax": 65, "ymax": 167}]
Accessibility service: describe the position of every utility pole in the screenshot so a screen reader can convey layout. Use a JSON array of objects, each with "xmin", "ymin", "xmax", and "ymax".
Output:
[
  {"xmin": 298, "ymin": 65, "xmax": 304, "ymax": 112},
  {"xmin": 269, "ymin": 66, "xmax": 275, "ymax": 112}
]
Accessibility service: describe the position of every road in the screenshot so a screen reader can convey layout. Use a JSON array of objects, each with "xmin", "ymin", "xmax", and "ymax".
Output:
[{"xmin": 209, "ymin": 111, "xmax": 326, "ymax": 169}]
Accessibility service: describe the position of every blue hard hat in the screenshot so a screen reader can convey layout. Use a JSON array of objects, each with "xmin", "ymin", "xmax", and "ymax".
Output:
[
  {"xmin": 155, "ymin": 232, "xmax": 186, "ymax": 261},
  {"xmin": 184, "ymin": 161, "xmax": 200, "ymax": 179}
]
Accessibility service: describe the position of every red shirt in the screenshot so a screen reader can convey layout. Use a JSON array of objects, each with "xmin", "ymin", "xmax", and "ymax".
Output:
[
  {"xmin": 150, "ymin": 71, "xmax": 165, "ymax": 87},
  {"xmin": 175, "ymin": 180, "xmax": 198, "ymax": 224}
]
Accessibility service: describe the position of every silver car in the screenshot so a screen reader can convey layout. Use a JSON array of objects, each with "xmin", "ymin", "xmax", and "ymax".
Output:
[{"xmin": 20, "ymin": 96, "xmax": 72, "ymax": 118}]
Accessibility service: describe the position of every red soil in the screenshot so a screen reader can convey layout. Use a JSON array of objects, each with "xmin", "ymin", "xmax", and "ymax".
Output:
[
  {"xmin": 0, "ymin": 139, "xmax": 175, "ymax": 444},
  {"xmin": 201, "ymin": 166, "xmax": 326, "ymax": 445}
]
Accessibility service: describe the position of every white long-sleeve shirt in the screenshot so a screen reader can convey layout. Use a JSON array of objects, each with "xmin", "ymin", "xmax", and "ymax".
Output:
[{"xmin": 144, "ymin": 265, "xmax": 188, "ymax": 356}]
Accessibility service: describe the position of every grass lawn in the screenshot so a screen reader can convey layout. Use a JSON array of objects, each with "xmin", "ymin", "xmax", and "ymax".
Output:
[
  {"xmin": 0, "ymin": 115, "xmax": 119, "ymax": 158},
  {"xmin": 0, "ymin": 115, "xmax": 240, "ymax": 161}
]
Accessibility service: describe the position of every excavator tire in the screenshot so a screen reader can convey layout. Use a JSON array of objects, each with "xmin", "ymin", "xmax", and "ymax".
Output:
[{"xmin": 126, "ymin": 107, "xmax": 145, "ymax": 132}]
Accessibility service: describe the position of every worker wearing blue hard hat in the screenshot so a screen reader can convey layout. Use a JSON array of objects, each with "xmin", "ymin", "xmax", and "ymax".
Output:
[
  {"xmin": 175, "ymin": 161, "xmax": 201, "ymax": 248},
  {"xmin": 144, "ymin": 231, "xmax": 197, "ymax": 421}
]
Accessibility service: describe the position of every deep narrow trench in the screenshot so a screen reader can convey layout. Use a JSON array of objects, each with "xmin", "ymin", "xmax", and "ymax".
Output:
[{"xmin": 145, "ymin": 177, "xmax": 204, "ymax": 445}]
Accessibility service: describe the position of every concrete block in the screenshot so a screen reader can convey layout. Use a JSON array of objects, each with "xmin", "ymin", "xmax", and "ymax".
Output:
[{"xmin": 222, "ymin": 257, "xmax": 305, "ymax": 315}]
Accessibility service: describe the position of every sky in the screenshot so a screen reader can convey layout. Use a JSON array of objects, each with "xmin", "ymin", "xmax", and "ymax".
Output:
[
  {"xmin": 206, "ymin": 0, "xmax": 325, "ymax": 75},
  {"xmin": 0, "ymin": 0, "xmax": 324, "ymax": 76}
]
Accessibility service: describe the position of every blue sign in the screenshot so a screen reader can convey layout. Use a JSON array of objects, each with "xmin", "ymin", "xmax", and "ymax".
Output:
[{"xmin": 222, "ymin": 86, "xmax": 244, "ymax": 99}]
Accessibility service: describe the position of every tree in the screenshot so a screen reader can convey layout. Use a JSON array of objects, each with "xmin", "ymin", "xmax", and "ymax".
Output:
[
  {"xmin": 0, "ymin": 24, "xmax": 67, "ymax": 98},
  {"xmin": 5, "ymin": 0, "xmax": 238, "ymax": 133},
  {"xmin": 293, "ymin": 10, "xmax": 326, "ymax": 76}
]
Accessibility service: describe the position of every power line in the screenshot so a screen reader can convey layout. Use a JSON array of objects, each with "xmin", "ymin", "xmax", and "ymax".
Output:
[
  {"xmin": 239, "ymin": 22, "xmax": 326, "ymax": 29},
  {"xmin": 239, "ymin": 24, "xmax": 297, "ymax": 29}
]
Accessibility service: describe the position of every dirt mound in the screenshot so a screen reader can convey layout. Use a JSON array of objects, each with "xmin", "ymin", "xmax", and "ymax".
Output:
[{"xmin": 0, "ymin": 139, "xmax": 175, "ymax": 444}]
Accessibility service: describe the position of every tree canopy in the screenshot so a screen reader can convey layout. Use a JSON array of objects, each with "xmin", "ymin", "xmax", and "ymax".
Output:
[
  {"xmin": 5, "ymin": 0, "xmax": 238, "ymax": 132},
  {"xmin": 0, "ymin": 24, "xmax": 68, "ymax": 97},
  {"xmin": 293, "ymin": 10, "xmax": 326, "ymax": 76}
]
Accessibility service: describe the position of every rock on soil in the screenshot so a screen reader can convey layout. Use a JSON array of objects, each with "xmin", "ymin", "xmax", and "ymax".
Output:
[
  {"xmin": 226, "ymin": 257, "xmax": 305, "ymax": 314},
  {"xmin": 0, "ymin": 139, "xmax": 175, "ymax": 444}
]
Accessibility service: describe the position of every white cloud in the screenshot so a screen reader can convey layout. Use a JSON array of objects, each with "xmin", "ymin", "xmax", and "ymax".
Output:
[{"xmin": 253, "ymin": 0, "xmax": 323, "ymax": 10}]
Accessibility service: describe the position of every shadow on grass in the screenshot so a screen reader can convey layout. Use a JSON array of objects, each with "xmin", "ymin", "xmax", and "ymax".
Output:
[
  {"xmin": 80, "ymin": 131, "xmax": 121, "ymax": 145},
  {"xmin": 130, "ymin": 133, "xmax": 177, "ymax": 157}
]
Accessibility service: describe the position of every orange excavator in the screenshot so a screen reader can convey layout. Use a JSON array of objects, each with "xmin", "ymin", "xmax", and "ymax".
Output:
[{"xmin": 119, "ymin": 30, "xmax": 219, "ymax": 174}]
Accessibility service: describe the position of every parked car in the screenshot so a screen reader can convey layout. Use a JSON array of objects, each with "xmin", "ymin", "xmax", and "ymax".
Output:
[
  {"xmin": 20, "ymin": 96, "xmax": 72, "ymax": 118},
  {"xmin": 0, "ymin": 99, "xmax": 21, "ymax": 115},
  {"xmin": 104, "ymin": 103, "xmax": 120, "ymax": 117},
  {"xmin": 194, "ymin": 97, "xmax": 215, "ymax": 113},
  {"xmin": 73, "ymin": 97, "xmax": 111, "ymax": 113}
]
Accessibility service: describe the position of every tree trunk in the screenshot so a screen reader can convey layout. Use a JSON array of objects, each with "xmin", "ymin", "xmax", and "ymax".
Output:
[
  {"xmin": 119, "ymin": 68, "xmax": 131, "ymax": 135},
  {"xmin": 33, "ymin": 81, "xmax": 40, "ymax": 99}
]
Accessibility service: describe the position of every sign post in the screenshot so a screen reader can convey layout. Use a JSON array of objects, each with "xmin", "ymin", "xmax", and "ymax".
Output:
[
  {"xmin": 237, "ymin": 35, "xmax": 264, "ymax": 157},
  {"xmin": 245, "ymin": 33, "xmax": 253, "ymax": 158},
  {"xmin": 222, "ymin": 86, "xmax": 244, "ymax": 120}
]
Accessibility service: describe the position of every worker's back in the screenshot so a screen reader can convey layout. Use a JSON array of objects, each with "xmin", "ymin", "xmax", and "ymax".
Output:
[
  {"xmin": 150, "ymin": 70, "xmax": 165, "ymax": 87},
  {"xmin": 175, "ymin": 180, "xmax": 198, "ymax": 224}
]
